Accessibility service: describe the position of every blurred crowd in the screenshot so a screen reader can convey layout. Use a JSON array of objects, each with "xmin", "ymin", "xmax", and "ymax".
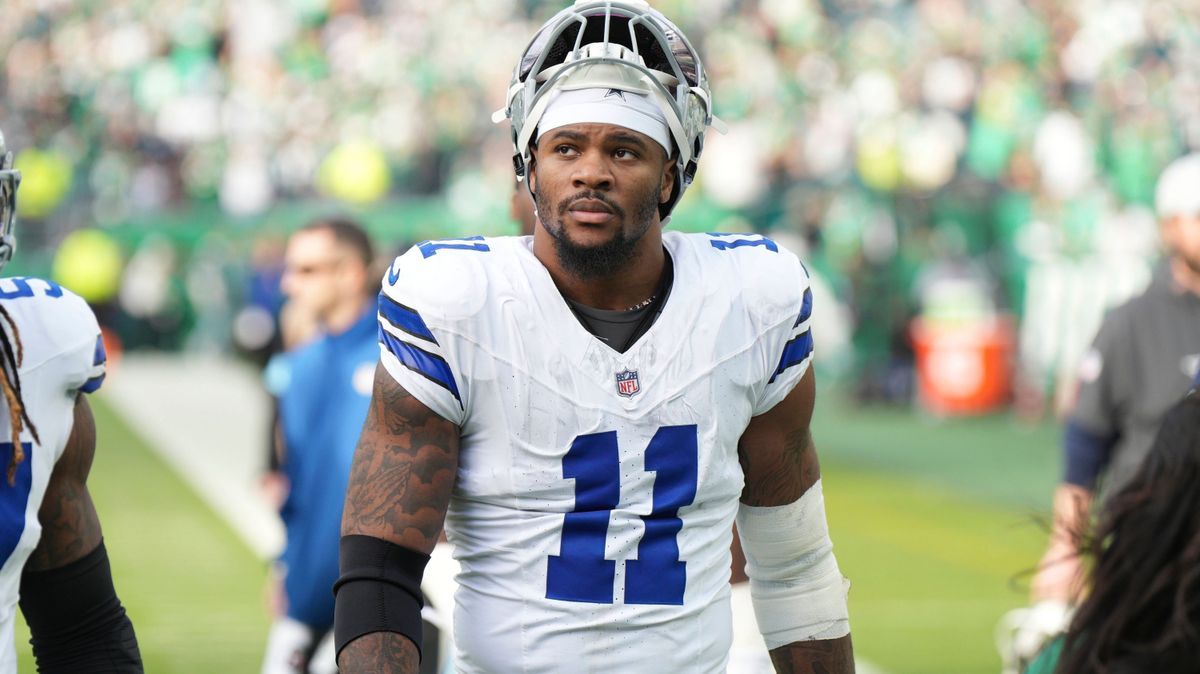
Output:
[{"xmin": 3, "ymin": 0, "xmax": 1198, "ymax": 411}]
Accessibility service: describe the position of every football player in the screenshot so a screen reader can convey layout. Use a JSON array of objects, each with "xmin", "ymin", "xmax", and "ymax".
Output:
[
  {"xmin": 334, "ymin": 2, "xmax": 853, "ymax": 673},
  {"xmin": 0, "ymin": 127, "xmax": 142, "ymax": 670}
]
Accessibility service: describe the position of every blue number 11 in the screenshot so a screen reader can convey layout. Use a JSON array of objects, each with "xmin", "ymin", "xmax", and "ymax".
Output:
[{"xmin": 546, "ymin": 425, "xmax": 698, "ymax": 606}]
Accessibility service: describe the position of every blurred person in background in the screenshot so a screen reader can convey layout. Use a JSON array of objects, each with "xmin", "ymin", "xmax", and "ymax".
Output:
[
  {"xmin": 0, "ymin": 128, "xmax": 142, "ymax": 670},
  {"xmin": 261, "ymin": 217, "xmax": 378, "ymax": 674},
  {"xmin": 1006, "ymin": 154, "xmax": 1200, "ymax": 669},
  {"xmin": 1024, "ymin": 381, "xmax": 1200, "ymax": 673},
  {"xmin": 335, "ymin": 2, "xmax": 852, "ymax": 673}
]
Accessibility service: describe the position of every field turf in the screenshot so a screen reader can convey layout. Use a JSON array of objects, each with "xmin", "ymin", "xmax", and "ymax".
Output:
[
  {"xmin": 14, "ymin": 390, "xmax": 1059, "ymax": 673},
  {"xmin": 14, "ymin": 396, "xmax": 269, "ymax": 672}
]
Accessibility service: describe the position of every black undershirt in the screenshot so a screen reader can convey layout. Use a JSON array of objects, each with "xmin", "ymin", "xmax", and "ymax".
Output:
[{"xmin": 564, "ymin": 250, "xmax": 674, "ymax": 354}]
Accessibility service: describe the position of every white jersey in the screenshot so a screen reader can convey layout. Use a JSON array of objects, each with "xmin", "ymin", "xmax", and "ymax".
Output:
[
  {"xmin": 378, "ymin": 232, "xmax": 813, "ymax": 674},
  {"xmin": 0, "ymin": 278, "xmax": 105, "ymax": 672}
]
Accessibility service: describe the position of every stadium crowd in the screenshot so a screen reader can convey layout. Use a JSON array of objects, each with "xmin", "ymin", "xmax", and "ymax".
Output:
[{"xmin": 3, "ymin": 0, "xmax": 1199, "ymax": 408}]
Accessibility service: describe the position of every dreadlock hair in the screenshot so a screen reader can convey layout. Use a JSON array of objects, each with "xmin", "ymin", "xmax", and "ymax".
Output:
[
  {"xmin": 0, "ymin": 303, "xmax": 39, "ymax": 486},
  {"xmin": 1057, "ymin": 392, "xmax": 1200, "ymax": 674}
]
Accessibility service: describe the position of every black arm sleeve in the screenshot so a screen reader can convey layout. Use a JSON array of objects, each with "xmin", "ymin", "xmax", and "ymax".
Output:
[
  {"xmin": 334, "ymin": 534, "xmax": 429, "ymax": 660},
  {"xmin": 19, "ymin": 540, "xmax": 142, "ymax": 673}
]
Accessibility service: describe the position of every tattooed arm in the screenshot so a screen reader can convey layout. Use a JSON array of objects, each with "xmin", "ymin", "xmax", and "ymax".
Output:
[
  {"xmin": 26, "ymin": 395, "xmax": 103, "ymax": 570},
  {"xmin": 337, "ymin": 366, "xmax": 461, "ymax": 673},
  {"xmin": 19, "ymin": 394, "xmax": 143, "ymax": 671},
  {"xmin": 738, "ymin": 369, "xmax": 854, "ymax": 674}
]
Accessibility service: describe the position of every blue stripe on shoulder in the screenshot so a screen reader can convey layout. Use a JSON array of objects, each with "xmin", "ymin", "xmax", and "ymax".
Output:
[
  {"xmin": 79, "ymin": 373, "xmax": 106, "ymax": 394},
  {"xmin": 378, "ymin": 293, "xmax": 437, "ymax": 344},
  {"xmin": 379, "ymin": 327, "xmax": 461, "ymax": 405},
  {"xmin": 705, "ymin": 234, "xmax": 778, "ymax": 252},
  {"xmin": 417, "ymin": 236, "xmax": 490, "ymax": 258},
  {"xmin": 769, "ymin": 331, "xmax": 813, "ymax": 384},
  {"xmin": 92, "ymin": 334, "xmax": 107, "ymax": 366},
  {"xmin": 793, "ymin": 287, "xmax": 813, "ymax": 328}
]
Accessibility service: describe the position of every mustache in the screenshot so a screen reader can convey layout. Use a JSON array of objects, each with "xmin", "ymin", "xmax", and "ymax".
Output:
[{"xmin": 557, "ymin": 191, "xmax": 625, "ymax": 219}]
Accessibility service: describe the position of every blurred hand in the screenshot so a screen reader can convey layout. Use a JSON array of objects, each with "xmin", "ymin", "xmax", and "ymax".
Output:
[
  {"xmin": 1031, "ymin": 483, "xmax": 1092, "ymax": 603},
  {"xmin": 1030, "ymin": 541, "xmax": 1084, "ymax": 603},
  {"xmin": 260, "ymin": 470, "xmax": 290, "ymax": 511},
  {"xmin": 265, "ymin": 564, "xmax": 288, "ymax": 618}
]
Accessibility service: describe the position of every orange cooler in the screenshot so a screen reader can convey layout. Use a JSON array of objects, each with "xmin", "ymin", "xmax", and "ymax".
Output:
[{"xmin": 910, "ymin": 316, "xmax": 1014, "ymax": 415}]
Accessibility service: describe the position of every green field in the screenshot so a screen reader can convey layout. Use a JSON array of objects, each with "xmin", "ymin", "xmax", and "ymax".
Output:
[
  {"xmin": 815, "ymin": 395, "xmax": 1059, "ymax": 674},
  {"xmin": 15, "ymin": 390, "xmax": 1058, "ymax": 673},
  {"xmin": 15, "ymin": 397, "xmax": 269, "ymax": 672}
]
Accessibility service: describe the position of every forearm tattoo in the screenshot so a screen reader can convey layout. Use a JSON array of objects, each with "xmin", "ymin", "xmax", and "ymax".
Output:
[
  {"xmin": 337, "ymin": 632, "xmax": 420, "ymax": 674},
  {"xmin": 341, "ymin": 366, "xmax": 460, "ymax": 553},
  {"xmin": 769, "ymin": 635, "xmax": 855, "ymax": 674}
]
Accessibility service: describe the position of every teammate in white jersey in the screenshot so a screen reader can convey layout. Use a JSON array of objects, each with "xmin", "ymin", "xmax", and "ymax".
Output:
[
  {"xmin": 334, "ymin": 3, "xmax": 853, "ymax": 673},
  {"xmin": 0, "ymin": 128, "xmax": 142, "ymax": 671}
]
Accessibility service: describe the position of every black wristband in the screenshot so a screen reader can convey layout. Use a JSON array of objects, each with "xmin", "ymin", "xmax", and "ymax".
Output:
[
  {"xmin": 19, "ymin": 539, "xmax": 143, "ymax": 673},
  {"xmin": 334, "ymin": 534, "xmax": 430, "ymax": 660}
]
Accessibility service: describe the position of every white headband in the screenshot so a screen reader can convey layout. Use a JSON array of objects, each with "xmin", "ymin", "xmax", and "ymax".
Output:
[{"xmin": 536, "ymin": 87, "xmax": 672, "ymax": 157}]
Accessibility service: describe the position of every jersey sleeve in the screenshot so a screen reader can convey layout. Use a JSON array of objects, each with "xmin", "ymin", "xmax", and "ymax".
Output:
[
  {"xmin": 751, "ymin": 247, "xmax": 814, "ymax": 416},
  {"xmin": 376, "ymin": 245, "xmax": 481, "ymax": 427},
  {"xmin": 1069, "ymin": 309, "xmax": 1130, "ymax": 438},
  {"xmin": 46, "ymin": 283, "xmax": 106, "ymax": 396}
]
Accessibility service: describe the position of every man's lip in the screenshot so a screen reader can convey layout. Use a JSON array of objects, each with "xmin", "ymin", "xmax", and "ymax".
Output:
[
  {"xmin": 568, "ymin": 199, "xmax": 614, "ymax": 214},
  {"xmin": 568, "ymin": 209, "xmax": 615, "ymax": 224}
]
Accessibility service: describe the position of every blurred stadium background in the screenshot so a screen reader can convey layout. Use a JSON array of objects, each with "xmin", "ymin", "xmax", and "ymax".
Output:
[{"xmin": 5, "ymin": 0, "xmax": 1198, "ymax": 671}]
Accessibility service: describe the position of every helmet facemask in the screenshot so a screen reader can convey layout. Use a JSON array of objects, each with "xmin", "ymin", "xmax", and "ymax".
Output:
[
  {"xmin": 0, "ymin": 133, "xmax": 18, "ymax": 275},
  {"xmin": 495, "ymin": 0, "xmax": 724, "ymax": 222}
]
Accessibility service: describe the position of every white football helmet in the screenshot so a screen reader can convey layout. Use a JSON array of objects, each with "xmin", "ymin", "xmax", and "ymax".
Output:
[
  {"xmin": 0, "ymin": 128, "xmax": 18, "ymax": 273},
  {"xmin": 494, "ymin": 0, "xmax": 724, "ymax": 219}
]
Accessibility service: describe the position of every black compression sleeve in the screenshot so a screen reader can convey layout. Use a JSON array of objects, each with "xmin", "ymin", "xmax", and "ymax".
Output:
[
  {"xmin": 19, "ymin": 540, "xmax": 143, "ymax": 673},
  {"xmin": 334, "ymin": 534, "xmax": 429, "ymax": 660}
]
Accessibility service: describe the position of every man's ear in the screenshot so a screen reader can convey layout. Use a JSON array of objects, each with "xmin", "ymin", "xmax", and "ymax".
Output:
[
  {"xmin": 659, "ymin": 156, "xmax": 676, "ymax": 204},
  {"xmin": 527, "ymin": 147, "xmax": 538, "ymax": 193}
]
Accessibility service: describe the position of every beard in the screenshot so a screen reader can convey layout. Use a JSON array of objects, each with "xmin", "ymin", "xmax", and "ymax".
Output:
[{"xmin": 535, "ymin": 182, "xmax": 662, "ymax": 280}]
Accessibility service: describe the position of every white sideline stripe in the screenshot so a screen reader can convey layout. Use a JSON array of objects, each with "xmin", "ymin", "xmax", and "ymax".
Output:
[
  {"xmin": 102, "ymin": 353, "xmax": 284, "ymax": 560},
  {"xmin": 103, "ymin": 355, "xmax": 890, "ymax": 673}
]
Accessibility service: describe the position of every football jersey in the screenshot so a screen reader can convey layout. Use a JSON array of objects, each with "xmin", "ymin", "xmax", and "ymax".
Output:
[
  {"xmin": 0, "ymin": 278, "xmax": 105, "ymax": 673},
  {"xmin": 378, "ymin": 232, "xmax": 813, "ymax": 674}
]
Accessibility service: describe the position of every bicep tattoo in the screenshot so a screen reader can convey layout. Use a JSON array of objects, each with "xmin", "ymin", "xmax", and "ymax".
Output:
[
  {"xmin": 27, "ymin": 395, "xmax": 102, "ymax": 572},
  {"xmin": 738, "ymin": 370, "xmax": 820, "ymax": 507},
  {"xmin": 341, "ymin": 366, "xmax": 460, "ymax": 553},
  {"xmin": 740, "ymin": 427, "xmax": 819, "ymax": 507}
]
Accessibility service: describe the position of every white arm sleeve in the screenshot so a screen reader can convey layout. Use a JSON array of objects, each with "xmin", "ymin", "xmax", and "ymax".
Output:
[{"xmin": 735, "ymin": 479, "xmax": 850, "ymax": 649}]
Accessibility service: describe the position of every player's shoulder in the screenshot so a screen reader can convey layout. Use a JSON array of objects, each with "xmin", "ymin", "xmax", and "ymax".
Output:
[
  {"xmin": 669, "ymin": 231, "xmax": 810, "ymax": 318},
  {"xmin": 0, "ymin": 277, "xmax": 99, "ymax": 352},
  {"xmin": 0, "ymin": 278, "xmax": 105, "ymax": 392},
  {"xmin": 380, "ymin": 235, "xmax": 522, "ymax": 322}
]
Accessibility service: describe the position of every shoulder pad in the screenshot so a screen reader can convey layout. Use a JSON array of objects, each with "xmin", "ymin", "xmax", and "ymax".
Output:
[
  {"xmin": 0, "ymin": 277, "xmax": 105, "ymax": 393},
  {"xmin": 688, "ymin": 233, "xmax": 809, "ymax": 325},
  {"xmin": 379, "ymin": 237, "xmax": 497, "ymax": 323}
]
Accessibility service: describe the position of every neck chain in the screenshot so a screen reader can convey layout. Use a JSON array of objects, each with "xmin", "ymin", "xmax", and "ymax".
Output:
[{"xmin": 624, "ymin": 294, "xmax": 658, "ymax": 312}]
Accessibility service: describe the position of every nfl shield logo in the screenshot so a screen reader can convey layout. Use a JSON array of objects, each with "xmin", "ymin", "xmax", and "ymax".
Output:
[{"xmin": 615, "ymin": 370, "xmax": 640, "ymax": 398}]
